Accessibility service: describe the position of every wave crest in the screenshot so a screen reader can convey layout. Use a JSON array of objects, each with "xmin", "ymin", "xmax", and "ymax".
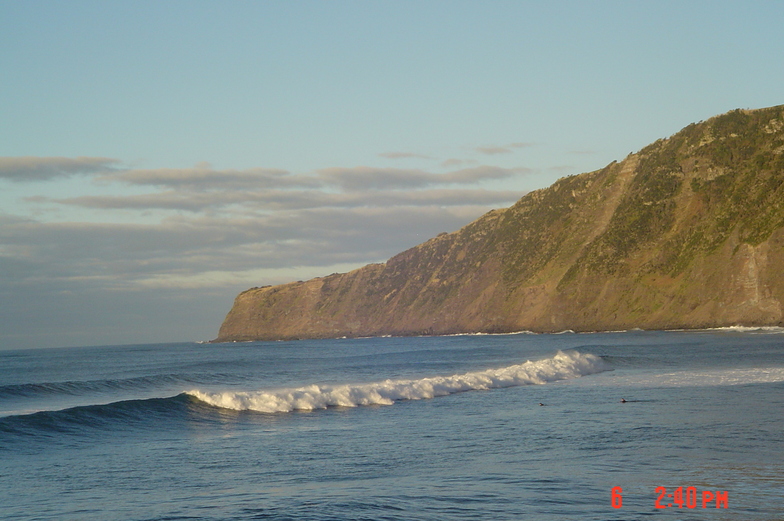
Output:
[{"xmin": 187, "ymin": 350, "xmax": 606, "ymax": 413}]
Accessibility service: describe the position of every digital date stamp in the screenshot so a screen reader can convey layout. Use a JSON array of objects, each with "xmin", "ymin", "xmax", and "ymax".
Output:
[{"xmin": 611, "ymin": 486, "xmax": 728, "ymax": 509}]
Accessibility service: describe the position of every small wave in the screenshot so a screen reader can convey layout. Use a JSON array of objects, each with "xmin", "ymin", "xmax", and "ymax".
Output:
[{"xmin": 187, "ymin": 350, "xmax": 606, "ymax": 413}]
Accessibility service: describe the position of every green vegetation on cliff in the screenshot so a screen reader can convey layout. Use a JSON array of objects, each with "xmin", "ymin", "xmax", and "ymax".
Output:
[{"xmin": 215, "ymin": 105, "xmax": 784, "ymax": 342}]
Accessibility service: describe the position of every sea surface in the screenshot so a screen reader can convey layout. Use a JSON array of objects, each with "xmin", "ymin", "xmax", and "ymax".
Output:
[{"xmin": 1, "ymin": 329, "xmax": 783, "ymax": 520}]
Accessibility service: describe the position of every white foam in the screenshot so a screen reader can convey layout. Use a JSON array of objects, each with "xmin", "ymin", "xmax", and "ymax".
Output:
[
  {"xmin": 442, "ymin": 330, "xmax": 537, "ymax": 337},
  {"xmin": 187, "ymin": 350, "xmax": 606, "ymax": 413},
  {"xmin": 579, "ymin": 366, "xmax": 784, "ymax": 389},
  {"xmin": 666, "ymin": 325, "xmax": 784, "ymax": 334},
  {"xmin": 706, "ymin": 326, "xmax": 784, "ymax": 334},
  {"xmin": 631, "ymin": 367, "xmax": 784, "ymax": 388}
]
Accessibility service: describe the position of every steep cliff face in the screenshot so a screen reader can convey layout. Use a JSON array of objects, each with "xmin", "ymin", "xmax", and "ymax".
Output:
[{"xmin": 215, "ymin": 106, "xmax": 784, "ymax": 342}]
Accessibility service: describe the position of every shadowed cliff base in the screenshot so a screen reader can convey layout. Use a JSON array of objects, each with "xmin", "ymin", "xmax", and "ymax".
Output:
[{"xmin": 214, "ymin": 106, "xmax": 784, "ymax": 342}]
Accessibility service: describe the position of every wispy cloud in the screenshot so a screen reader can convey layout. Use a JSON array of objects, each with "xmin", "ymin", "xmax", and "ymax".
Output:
[
  {"xmin": 377, "ymin": 151, "xmax": 431, "ymax": 160},
  {"xmin": 441, "ymin": 158, "xmax": 463, "ymax": 167},
  {"xmin": 318, "ymin": 166, "xmax": 439, "ymax": 191},
  {"xmin": 475, "ymin": 142, "xmax": 535, "ymax": 155},
  {"xmin": 7, "ymin": 157, "xmax": 525, "ymax": 281},
  {"xmin": 36, "ymin": 188, "xmax": 522, "ymax": 213},
  {"xmin": 1, "ymin": 205, "xmax": 505, "ymax": 287},
  {"xmin": 476, "ymin": 146, "xmax": 513, "ymax": 155},
  {"xmin": 99, "ymin": 164, "xmax": 316, "ymax": 191},
  {"xmin": 317, "ymin": 165, "xmax": 521, "ymax": 191},
  {"xmin": 0, "ymin": 156, "xmax": 121, "ymax": 182},
  {"xmin": 1, "ymin": 154, "xmax": 527, "ymax": 348},
  {"xmin": 443, "ymin": 165, "xmax": 531, "ymax": 183}
]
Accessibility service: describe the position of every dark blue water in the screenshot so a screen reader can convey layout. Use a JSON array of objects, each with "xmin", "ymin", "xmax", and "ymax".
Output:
[{"xmin": 1, "ymin": 329, "xmax": 783, "ymax": 520}]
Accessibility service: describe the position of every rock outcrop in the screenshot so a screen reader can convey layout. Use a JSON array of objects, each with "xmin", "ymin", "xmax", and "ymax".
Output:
[{"xmin": 215, "ymin": 106, "xmax": 784, "ymax": 342}]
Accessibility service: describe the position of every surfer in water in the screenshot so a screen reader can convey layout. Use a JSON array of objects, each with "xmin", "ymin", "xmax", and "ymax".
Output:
[{"xmin": 620, "ymin": 398, "xmax": 627, "ymax": 403}]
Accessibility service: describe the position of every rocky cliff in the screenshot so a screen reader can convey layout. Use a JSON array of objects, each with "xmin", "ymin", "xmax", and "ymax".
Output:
[{"xmin": 215, "ymin": 106, "xmax": 784, "ymax": 342}]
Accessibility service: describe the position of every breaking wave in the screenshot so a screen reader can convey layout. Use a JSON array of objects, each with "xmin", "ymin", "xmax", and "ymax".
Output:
[{"xmin": 187, "ymin": 350, "xmax": 606, "ymax": 413}]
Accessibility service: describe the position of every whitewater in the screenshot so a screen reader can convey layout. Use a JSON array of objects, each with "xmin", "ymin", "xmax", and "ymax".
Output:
[
  {"xmin": 2, "ymin": 330, "xmax": 783, "ymax": 520},
  {"xmin": 188, "ymin": 350, "xmax": 605, "ymax": 412}
]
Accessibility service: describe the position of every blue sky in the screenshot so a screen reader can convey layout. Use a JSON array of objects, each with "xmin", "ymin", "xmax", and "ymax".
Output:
[{"xmin": 2, "ymin": 1, "xmax": 783, "ymax": 349}]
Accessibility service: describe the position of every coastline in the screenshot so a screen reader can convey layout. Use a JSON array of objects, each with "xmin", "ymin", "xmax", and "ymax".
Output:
[{"xmin": 209, "ymin": 323, "xmax": 784, "ymax": 344}]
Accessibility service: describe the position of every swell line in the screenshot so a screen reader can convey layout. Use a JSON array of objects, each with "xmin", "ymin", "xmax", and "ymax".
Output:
[
  {"xmin": 0, "ymin": 374, "xmax": 192, "ymax": 399},
  {"xmin": 0, "ymin": 394, "xmax": 199, "ymax": 441}
]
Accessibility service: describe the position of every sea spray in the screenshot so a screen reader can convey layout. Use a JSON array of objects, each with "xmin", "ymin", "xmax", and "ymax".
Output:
[{"xmin": 186, "ymin": 350, "xmax": 607, "ymax": 413}]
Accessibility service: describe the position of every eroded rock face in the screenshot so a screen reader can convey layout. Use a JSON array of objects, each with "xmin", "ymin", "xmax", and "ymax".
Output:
[{"xmin": 214, "ymin": 106, "xmax": 784, "ymax": 342}]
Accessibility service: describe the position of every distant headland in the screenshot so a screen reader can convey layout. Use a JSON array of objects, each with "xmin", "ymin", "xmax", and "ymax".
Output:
[{"xmin": 214, "ymin": 105, "xmax": 784, "ymax": 342}]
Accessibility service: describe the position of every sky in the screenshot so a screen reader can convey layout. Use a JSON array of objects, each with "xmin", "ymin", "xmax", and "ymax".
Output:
[{"xmin": 2, "ymin": 1, "xmax": 784, "ymax": 350}]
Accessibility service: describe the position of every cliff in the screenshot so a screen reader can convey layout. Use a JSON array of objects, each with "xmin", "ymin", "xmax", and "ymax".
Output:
[{"xmin": 214, "ymin": 106, "xmax": 784, "ymax": 342}]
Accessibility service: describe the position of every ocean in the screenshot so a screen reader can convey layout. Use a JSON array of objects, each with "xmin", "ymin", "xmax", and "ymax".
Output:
[{"xmin": 1, "ymin": 329, "xmax": 783, "ymax": 520}]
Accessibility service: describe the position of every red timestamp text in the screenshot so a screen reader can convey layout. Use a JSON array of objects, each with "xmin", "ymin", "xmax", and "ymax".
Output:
[{"xmin": 611, "ymin": 486, "xmax": 728, "ymax": 509}]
